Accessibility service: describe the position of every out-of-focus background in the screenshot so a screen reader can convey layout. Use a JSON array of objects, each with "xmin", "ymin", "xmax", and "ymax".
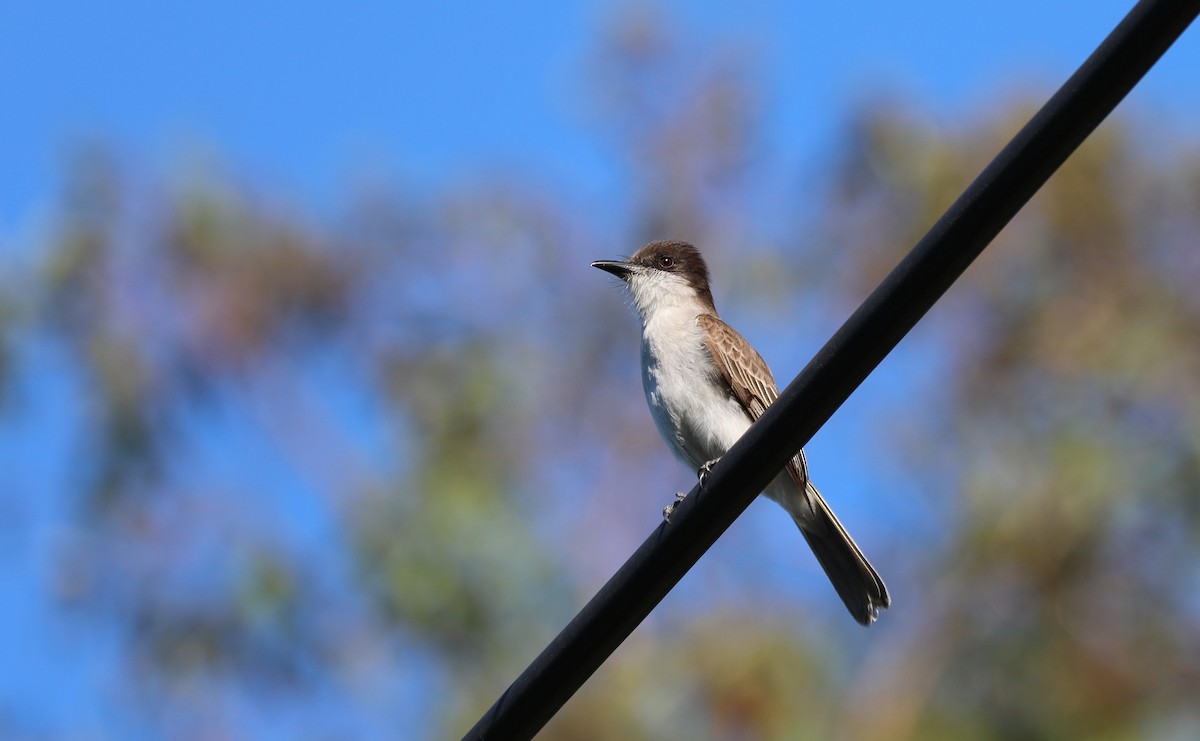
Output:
[{"xmin": 3, "ymin": 2, "xmax": 1200, "ymax": 739}]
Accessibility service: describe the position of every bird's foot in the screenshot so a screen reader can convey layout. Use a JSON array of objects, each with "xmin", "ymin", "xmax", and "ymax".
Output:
[
  {"xmin": 697, "ymin": 458, "xmax": 721, "ymax": 487},
  {"xmin": 663, "ymin": 492, "xmax": 688, "ymax": 523}
]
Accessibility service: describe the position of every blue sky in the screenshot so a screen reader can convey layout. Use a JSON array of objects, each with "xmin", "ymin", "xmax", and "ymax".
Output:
[
  {"xmin": 2, "ymin": 1, "xmax": 1199, "ymax": 737},
  {"xmin": 3, "ymin": 0, "xmax": 1197, "ymax": 243}
]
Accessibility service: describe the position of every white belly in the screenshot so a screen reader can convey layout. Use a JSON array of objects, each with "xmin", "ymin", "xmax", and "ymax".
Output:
[
  {"xmin": 640, "ymin": 314, "xmax": 751, "ymax": 473},
  {"xmin": 637, "ymin": 311, "xmax": 806, "ymax": 516}
]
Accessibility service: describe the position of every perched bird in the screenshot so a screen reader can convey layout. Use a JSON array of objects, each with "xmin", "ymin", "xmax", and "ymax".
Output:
[{"xmin": 592, "ymin": 240, "xmax": 889, "ymax": 625}]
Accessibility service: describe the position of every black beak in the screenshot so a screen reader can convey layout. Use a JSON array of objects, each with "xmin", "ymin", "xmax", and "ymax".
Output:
[{"xmin": 591, "ymin": 260, "xmax": 634, "ymax": 279}]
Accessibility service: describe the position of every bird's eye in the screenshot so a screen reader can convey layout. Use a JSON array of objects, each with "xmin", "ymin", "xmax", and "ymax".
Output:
[{"xmin": 658, "ymin": 254, "xmax": 675, "ymax": 268}]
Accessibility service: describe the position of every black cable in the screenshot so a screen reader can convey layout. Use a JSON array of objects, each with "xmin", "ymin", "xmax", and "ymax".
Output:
[{"xmin": 463, "ymin": 1, "xmax": 1200, "ymax": 738}]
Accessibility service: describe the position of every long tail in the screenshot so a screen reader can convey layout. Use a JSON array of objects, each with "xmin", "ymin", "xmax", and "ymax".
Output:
[{"xmin": 792, "ymin": 482, "xmax": 890, "ymax": 626}]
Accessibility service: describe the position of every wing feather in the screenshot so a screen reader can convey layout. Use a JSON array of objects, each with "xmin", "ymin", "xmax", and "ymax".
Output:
[
  {"xmin": 696, "ymin": 314, "xmax": 809, "ymax": 488},
  {"xmin": 698, "ymin": 315, "xmax": 888, "ymax": 623}
]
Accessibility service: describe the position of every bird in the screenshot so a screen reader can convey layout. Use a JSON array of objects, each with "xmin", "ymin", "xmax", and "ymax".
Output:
[{"xmin": 592, "ymin": 240, "xmax": 889, "ymax": 625}]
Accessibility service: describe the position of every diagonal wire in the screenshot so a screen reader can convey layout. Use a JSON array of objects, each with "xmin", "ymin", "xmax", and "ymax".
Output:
[{"xmin": 463, "ymin": 1, "xmax": 1200, "ymax": 738}]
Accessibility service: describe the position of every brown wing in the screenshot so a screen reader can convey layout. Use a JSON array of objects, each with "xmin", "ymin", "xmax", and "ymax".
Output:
[
  {"xmin": 696, "ymin": 313, "xmax": 810, "ymax": 488},
  {"xmin": 699, "ymin": 317, "xmax": 888, "ymax": 622}
]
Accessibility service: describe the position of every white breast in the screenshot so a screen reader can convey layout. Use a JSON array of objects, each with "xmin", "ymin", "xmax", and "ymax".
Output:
[{"xmin": 639, "ymin": 307, "xmax": 752, "ymax": 473}]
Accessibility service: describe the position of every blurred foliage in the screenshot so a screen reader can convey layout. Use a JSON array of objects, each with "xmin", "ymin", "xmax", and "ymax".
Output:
[{"xmin": 4, "ymin": 10, "xmax": 1200, "ymax": 741}]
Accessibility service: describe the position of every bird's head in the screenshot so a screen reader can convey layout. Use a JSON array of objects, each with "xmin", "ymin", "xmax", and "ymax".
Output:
[{"xmin": 592, "ymin": 240, "xmax": 716, "ymax": 320}]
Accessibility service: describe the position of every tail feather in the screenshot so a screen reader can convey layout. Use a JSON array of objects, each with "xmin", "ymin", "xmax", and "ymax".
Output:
[{"xmin": 794, "ymin": 482, "xmax": 890, "ymax": 626}]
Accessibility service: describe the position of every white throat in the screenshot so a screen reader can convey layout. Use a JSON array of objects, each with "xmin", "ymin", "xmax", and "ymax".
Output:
[{"xmin": 625, "ymin": 269, "xmax": 709, "ymax": 327}]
